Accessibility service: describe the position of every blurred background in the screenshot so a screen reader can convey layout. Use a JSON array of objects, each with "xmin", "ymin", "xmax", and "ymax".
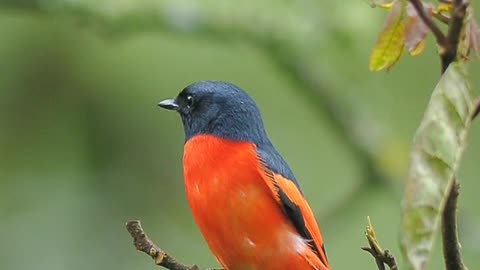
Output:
[{"xmin": 0, "ymin": 1, "xmax": 479, "ymax": 270}]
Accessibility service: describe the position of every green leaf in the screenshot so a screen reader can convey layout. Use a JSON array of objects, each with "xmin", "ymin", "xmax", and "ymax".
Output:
[
  {"xmin": 401, "ymin": 63, "xmax": 477, "ymax": 270},
  {"xmin": 369, "ymin": 0, "xmax": 407, "ymax": 71}
]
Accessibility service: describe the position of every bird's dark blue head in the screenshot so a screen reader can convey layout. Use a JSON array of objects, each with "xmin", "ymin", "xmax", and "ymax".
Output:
[
  {"xmin": 159, "ymin": 81, "xmax": 299, "ymax": 183},
  {"xmin": 158, "ymin": 81, "xmax": 270, "ymax": 144}
]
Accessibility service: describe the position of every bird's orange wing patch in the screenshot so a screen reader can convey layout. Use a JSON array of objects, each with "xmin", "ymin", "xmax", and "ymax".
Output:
[{"xmin": 259, "ymin": 167, "xmax": 330, "ymax": 270}]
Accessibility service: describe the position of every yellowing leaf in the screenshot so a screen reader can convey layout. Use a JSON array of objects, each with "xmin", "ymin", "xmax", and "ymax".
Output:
[
  {"xmin": 369, "ymin": 0, "xmax": 396, "ymax": 9},
  {"xmin": 436, "ymin": 3, "xmax": 453, "ymax": 15},
  {"xmin": 369, "ymin": 0, "xmax": 407, "ymax": 71},
  {"xmin": 401, "ymin": 63, "xmax": 477, "ymax": 270},
  {"xmin": 408, "ymin": 37, "xmax": 426, "ymax": 56}
]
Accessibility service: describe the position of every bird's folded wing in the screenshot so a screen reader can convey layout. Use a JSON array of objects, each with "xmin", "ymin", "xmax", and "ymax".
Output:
[{"xmin": 256, "ymin": 149, "xmax": 329, "ymax": 270}]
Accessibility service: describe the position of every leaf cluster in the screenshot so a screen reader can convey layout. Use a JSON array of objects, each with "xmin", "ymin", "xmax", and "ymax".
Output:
[{"xmin": 369, "ymin": 0, "xmax": 480, "ymax": 71}]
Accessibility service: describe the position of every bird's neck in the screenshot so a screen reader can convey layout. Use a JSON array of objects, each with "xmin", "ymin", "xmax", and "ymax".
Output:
[{"xmin": 183, "ymin": 111, "xmax": 270, "ymax": 145}]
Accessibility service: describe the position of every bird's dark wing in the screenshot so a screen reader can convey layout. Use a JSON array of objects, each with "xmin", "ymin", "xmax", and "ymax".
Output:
[{"xmin": 256, "ymin": 146, "xmax": 329, "ymax": 269}]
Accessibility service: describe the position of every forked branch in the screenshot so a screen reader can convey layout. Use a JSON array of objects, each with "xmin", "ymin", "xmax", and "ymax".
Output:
[
  {"xmin": 408, "ymin": 0, "xmax": 469, "ymax": 72},
  {"xmin": 362, "ymin": 217, "xmax": 398, "ymax": 270}
]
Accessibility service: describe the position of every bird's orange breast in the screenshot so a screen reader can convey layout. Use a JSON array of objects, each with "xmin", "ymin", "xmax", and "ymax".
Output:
[{"xmin": 183, "ymin": 135, "xmax": 320, "ymax": 270}]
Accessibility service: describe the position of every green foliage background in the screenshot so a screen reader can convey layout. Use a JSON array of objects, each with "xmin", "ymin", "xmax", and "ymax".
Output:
[{"xmin": 0, "ymin": 1, "xmax": 479, "ymax": 270}]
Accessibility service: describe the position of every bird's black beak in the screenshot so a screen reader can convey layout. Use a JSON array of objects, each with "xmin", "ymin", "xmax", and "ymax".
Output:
[{"xmin": 158, "ymin": 99, "xmax": 179, "ymax": 111}]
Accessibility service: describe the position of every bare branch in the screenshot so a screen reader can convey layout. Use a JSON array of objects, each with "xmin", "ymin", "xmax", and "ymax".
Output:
[
  {"xmin": 362, "ymin": 217, "xmax": 398, "ymax": 270},
  {"xmin": 442, "ymin": 181, "xmax": 466, "ymax": 270},
  {"xmin": 126, "ymin": 220, "xmax": 216, "ymax": 270},
  {"xmin": 432, "ymin": 11, "xmax": 451, "ymax": 25}
]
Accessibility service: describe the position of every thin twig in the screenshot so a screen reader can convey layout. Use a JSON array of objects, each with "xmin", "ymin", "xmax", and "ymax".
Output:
[
  {"xmin": 126, "ymin": 220, "xmax": 205, "ymax": 270},
  {"xmin": 441, "ymin": 180, "xmax": 466, "ymax": 270},
  {"xmin": 432, "ymin": 10, "xmax": 450, "ymax": 25},
  {"xmin": 362, "ymin": 217, "xmax": 399, "ymax": 270},
  {"xmin": 408, "ymin": 0, "xmax": 448, "ymax": 48}
]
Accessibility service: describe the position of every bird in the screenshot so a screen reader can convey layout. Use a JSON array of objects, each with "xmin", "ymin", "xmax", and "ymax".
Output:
[{"xmin": 158, "ymin": 81, "xmax": 330, "ymax": 270}]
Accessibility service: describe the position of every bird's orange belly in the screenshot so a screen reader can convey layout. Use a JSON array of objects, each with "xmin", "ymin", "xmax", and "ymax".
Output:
[
  {"xmin": 186, "ymin": 176, "xmax": 314, "ymax": 270},
  {"xmin": 183, "ymin": 135, "xmax": 317, "ymax": 270}
]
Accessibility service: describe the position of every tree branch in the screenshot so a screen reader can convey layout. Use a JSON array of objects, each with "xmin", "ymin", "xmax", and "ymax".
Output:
[
  {"xmin": 418, "ymin": 2, "xmax": 471, "ymax": 269},
  {"xmin": 126, "ymin": 220, "xmax": 216, "ymax": 270},
  {"xmin": 441, "ymin": 181, "xmax": 466, "ymax": 270},
  {"xmin": 443, "ymin": 0, "xmax": 469, "ymax": 72},
  {"xmin": 408, "ymin": 0, "xmax": 469, "ymax": 73},
  {"xmin": 437, "ymin": 2, "xmax": 469, "ymax": 269},
  {"xmin": 362, "ymin": 217, "xmax": 398, "ymax": 270},
  {"xmin": 368, "ymin": 2, "xmax": 471, "ymax": 270}
]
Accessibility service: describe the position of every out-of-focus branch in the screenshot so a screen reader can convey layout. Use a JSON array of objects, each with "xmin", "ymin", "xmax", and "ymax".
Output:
[
  {"xmin": 0, "ymin": 1, "xmax": 399, "ymax": 230},
  {"xmin": 126, "ymin": 220, "xmax": 222, "ymax": 270},
  {"xmin": 442, "ymin": 181, "xmax": 466, "ymax": 270},
  {"xmin": 362, "ymin": 217, "xmax": 398, "ymax": 270},
  {"xmin": 1, "ymin": 0, "xmax": 393, "ymax": 189},
  {"xmin": 263, "ymin": 43, "xmax": 389, "ymax": 186}
]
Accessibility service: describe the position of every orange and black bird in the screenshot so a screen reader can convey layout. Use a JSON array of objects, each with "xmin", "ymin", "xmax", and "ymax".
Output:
[{"xmin": 158, "ymin": 81, "xmax": 330, "ymax": 270}]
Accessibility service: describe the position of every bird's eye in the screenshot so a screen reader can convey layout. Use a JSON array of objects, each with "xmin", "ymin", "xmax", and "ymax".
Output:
[{"xmin": 186, "ymin": 95, "xmax": 194, "ymax": 108}]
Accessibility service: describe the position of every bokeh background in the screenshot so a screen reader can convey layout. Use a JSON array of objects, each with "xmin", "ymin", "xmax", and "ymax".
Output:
[{"xmin": 0, "ymin": 1, "xmax": 479, "ymax": 270}]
